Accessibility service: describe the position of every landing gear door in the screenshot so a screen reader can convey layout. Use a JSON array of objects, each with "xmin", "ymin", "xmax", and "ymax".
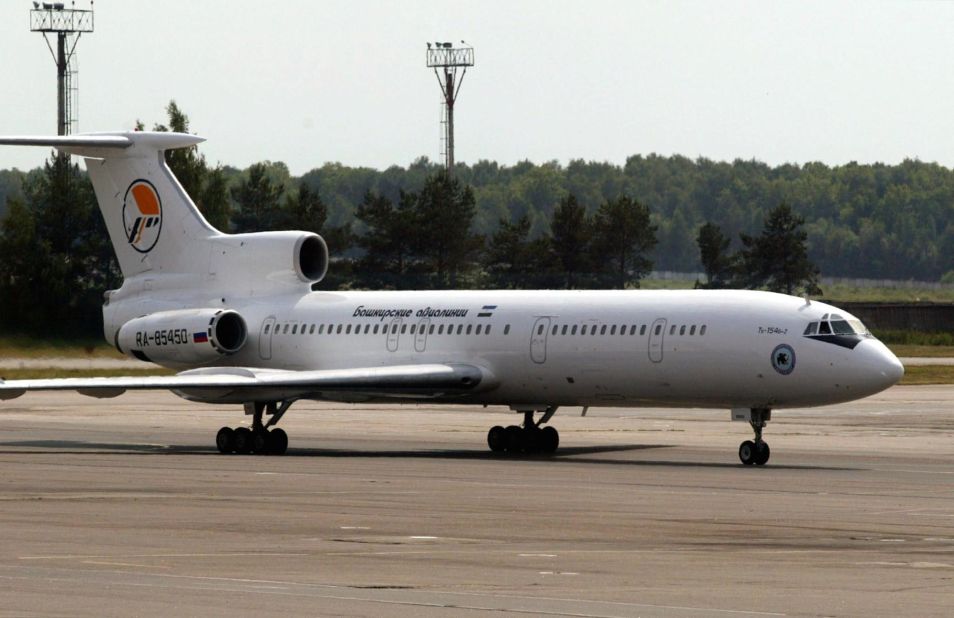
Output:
[
  {"xmin": 259, "ymin": 316, "xmax": 276, "ymax": 361},
  {"xmin": 648, "ymin": 317, "xmax": 667, "ymax": 363},
  {"xmin": 386, "ymin": 318, "xmax": 402, "ymax": 353},
  {"xmin": 530, "ymin": 317, "xmax": 551, "ymax": 364}
]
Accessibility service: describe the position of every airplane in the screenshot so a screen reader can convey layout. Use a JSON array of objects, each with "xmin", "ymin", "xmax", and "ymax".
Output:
[{"xmin": 0, "ymin": 132, "xmax": 905, "ymax": 465}]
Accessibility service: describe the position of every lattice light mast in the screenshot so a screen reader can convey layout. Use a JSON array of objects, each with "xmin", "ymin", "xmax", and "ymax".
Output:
[
  {"xmin": 426, "ymin": 41, "xmax": 474, "ymax": 173},
  {"xmin": 30, "ymin": 1, "xmax": 94, "ymax": 136}
]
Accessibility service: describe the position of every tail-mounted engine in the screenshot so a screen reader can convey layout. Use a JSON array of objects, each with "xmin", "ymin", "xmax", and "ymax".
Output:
[{"xmin": 117, "ymin": 309, "xmax": 247, "ymax": 366}]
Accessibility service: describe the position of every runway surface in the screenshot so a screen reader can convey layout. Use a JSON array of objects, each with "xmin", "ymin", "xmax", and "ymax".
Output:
[{"xmin": 0, "ymin": 387, "xmax": 952, "ymax": 617}]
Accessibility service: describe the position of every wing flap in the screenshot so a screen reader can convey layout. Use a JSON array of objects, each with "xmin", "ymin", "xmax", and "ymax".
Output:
[{"xmin": 0, "ymin": 363, "xmax": 495, "ymax": 403}]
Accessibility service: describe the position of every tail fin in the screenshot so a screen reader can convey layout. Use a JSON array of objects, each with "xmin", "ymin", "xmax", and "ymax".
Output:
[{"xmin": 0, "ymin": 132, "xmax": 219, "ymax": 278}]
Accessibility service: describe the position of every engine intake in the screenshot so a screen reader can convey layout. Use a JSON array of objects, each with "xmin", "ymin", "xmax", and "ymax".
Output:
[{"xmin": 117, "ymin": 309, "xmax": 247, "ymax": 367}]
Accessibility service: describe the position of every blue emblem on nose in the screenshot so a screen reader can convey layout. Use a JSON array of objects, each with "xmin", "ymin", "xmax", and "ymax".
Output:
[{"xmin": 771, "ymin": 344, "xmax": 796, "ymax": 375}]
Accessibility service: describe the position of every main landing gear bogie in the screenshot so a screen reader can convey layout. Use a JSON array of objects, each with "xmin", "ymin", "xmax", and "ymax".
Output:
[
  {"xmin": 215, "ymin": 400, "xmax": 293, "ymax": 455},
  {"xmin": 488, "ymin": 407, "xmax": 560, "ymax": 455},
  {"xmin": 216, "ymin": 426, "xmax": 288, "ymax": 455}
]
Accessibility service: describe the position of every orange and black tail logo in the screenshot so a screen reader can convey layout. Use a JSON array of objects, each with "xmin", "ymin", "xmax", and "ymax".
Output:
[{"xmin": 122, "ymin": 179, "xmax": 162, "ymax": 253}]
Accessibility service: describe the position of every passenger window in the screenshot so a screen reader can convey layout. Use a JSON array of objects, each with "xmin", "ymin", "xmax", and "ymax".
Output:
[
  {"xmin": 466, "ymin": 325, "xmax": 473, "ymax": 335},
  {"xmin": 630, "ymin": 325, "xmax": 637, "ymax": 335},
  {"xmin": 391, "ymin": 324, "xmax": 398, "ymax": 334},
  {"xmin": 486, "ymin": 325, "xmax": 492, "ymax": 335},
  {"xmin": 572, "ymin": 325, "xmax": 578, "ymax": 335},
  {"xmin": 562, "ymin": 325, "xmax": 568, "ymax": 335},
  {"xmin": 457, "ymin": 325, "xmax": 463, "ymax": 335},
  {"xmin": 803, "ymin": 322, "xmax": 817, "ymax": 336},
  {"xmin": 680, "ymin": 325, "xmax": 686, "ymax": 336},
  {"xmin": 551, "ymin": 325, "xmax": 558, "ymax": 335},
  {"xmin": 504, "ymin": 325, "xmax": 511, "ymax": 335},
  {"xmin": 582, "ymin": 325, "xmax": 588, "ymax": 335},
  {"xmin": 336, "ymin": 324, "xmax": 343, "ymax": 334},
  {"xmin": 690, "ymin": 325, "xmax": 696, "ymax": 336},
  {"xmin": 293, "ymin": 324, "xmax": 299, "ymax": 334},
  {"xmin": 438, "ymin": 324, "xmax": 444, "ymax": 334},
  {"xmin": 669, "ymin": 325, "xmax": 676, "ymax": 335},
  {"xmin": 655, "ymin": 324, "xmax": 662, "ymax": 336},
  {"xmin": 372, "ymin": 324, "xmax": 378, "ymax": 334},
  {"xmin": 310, "ymin": 324, "xmax": 316, "ymax": 335},
  {"xmin": 600, "ymin": 325, "xmax": 607, "ymax": 335},
  {"xmin": 591, "ymin": 326, "xmax": 597, "ymax": 336},
  {"xmin": 264, "ymin": 324, "xmax": 270, "ymax": 334},
  {"xmin": 345, "ymin": 324, "xmax": 351, "ymax": 334},
  {"xmin": 401, "ymin": 324, "xmax": 407, "ymax": 334},
  {"xmin": 410, "ymin": 324, "xmax": 416, "ymax": 335},
  {"xmin": 538, "ymin": 324, "xmax": 544, "ymax": 335},
  {"xmin": 818, "ymin": 321, "xmax": 832, "ymax": 335},
  {"xmin": 640, "ymin": 325, "xmax": 646, "ymax": 336},
  {"xmin": 283, "ymin": 324, "xmax": 290, "ymax": 334},
  {"xmin": 476, "ymin": 325, "xmax": 483, "ymax": 335},
  {"xmin": 610, "ymin": 325, "xmax": 617, "ymax": 335},
  {"xmin": 429, "ymin": 324, "xmax": 435, "ymax": 335},
  {"xmin": 318, "ymin": 324, "xmax": 324, "ymax": 334},
  {"xmin": 700, "ymin": 325, "xmax": 707, "ymax": 335}
]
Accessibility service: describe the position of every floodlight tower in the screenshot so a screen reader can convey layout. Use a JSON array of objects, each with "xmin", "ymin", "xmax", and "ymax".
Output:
[
  {"xmin": 30, "ymin": 1, "xmax": 95, "ymax": 136},
  {"xmin": 426, "ymin": 41, "xmax": 474, "ymax": 174}
]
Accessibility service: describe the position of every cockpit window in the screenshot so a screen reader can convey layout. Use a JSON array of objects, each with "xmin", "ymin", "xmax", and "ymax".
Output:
[
  {"xmin": 805, "ymin": 316, "xmax": 869, "ymax": 337},
  {"xmin": 831, "ymin": 319, "xmax": 855, "ymax": 335}
]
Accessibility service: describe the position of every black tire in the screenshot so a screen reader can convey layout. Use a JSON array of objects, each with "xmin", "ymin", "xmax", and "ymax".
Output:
[
  {"xmin": 487, "ymin": 425, "xmax": 507, "ymax": 452},
  {"xmin": 504, "ymin": 425, "xmax": 523, "ymax": 453},
  {"xmin": 215, "ymin": 426, "xmax": 234, "ymax": 454},
  {"xmin": 233, "ymin": 427, "xmax": 252, "ymax": 454},
  {"xmin": 738, "ymin": 440, "xmax": 756, "ymax": 465},
  {"xmin": 539, "ymin": 426, "xmax": 559, "ymax": 454},
  {"xmin": 251, "ymin": 429, "xmax": 269, "ymax": 454},
  {"xmin": 269, "ymin": 427, "xmax": 289, "ymax": 455},
  {"xmin": 754, "ymin": 441, "xmax": 770, "ymax": 466}
]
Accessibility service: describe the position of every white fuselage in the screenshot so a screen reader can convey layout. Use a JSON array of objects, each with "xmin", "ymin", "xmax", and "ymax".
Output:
[{"xmin": 124, "ymin": 288, "xmax": 902, "ymax": 410}]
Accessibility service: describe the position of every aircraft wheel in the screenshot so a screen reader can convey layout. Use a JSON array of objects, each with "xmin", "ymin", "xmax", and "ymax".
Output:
[
  {"xmin": 754, "ymin": 441, "xmax": 770, "ymax": 466},
  {"xmin": 539, "ymin": 426, "xmax": 559, "ymax": 454},
  {"xmin": 268, "ymin": 428, "xmax": 289, "ymax": 455},
  {"xmin": 504, "ymin": 425, "xmax": 523, "ymax": 453},
  {"xmin": 233, "ymin": 427, "xmax": 252, "ymax": 454},
  {"xmin": 251, "ymin": 429, "xmax": 269, "ymax": 454},
  {"xmin": 215, "ymin": 427, "xmax": 235, "ymax": 454},
  {"xmin": 487, "ymin": 425, "xmax": 507, "ymax": 452},
  {"xmin": 738, "ymin": 440, "xmax": 756, "ymax": 465}
]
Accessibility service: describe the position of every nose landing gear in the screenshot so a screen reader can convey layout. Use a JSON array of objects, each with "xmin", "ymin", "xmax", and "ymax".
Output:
[{"xmin": 737, "ymin": 408, "xmax": 771, "ymax": 466}]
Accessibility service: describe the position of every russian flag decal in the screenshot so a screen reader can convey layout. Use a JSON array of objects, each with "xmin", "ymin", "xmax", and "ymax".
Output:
[{"xmin": 193, "ymin": 332, "xmax": 209, "ymax": 343}]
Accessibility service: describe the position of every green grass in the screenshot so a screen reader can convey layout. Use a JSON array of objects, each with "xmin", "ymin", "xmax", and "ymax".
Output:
[
  {"xmin": 0, "ymin": 368, "xmax": 176, "ymax": 380},
  {"xmin": 899, "ymin": 365, "xmax": 954, "ymax": 385},
  {"xmin": 886, "ymin": 344, "xmax": 954, "ymax": 358},
  {"xmin": 0, "ymin": 336, "xmax": 123, "ymax": 359}
]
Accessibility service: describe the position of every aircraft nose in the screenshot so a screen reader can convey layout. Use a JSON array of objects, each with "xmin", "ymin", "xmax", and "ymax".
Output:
[{"xmin": 859, "ymin": 339, "xmax": 905, "ymax": 392}]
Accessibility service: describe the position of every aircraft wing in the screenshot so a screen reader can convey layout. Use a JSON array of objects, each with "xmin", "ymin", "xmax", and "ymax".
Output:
[{"xmin": 0, "ymin": 363, "xmax": 496, "ymax": 404}]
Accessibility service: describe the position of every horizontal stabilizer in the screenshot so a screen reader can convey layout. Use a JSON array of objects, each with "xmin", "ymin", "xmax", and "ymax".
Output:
[{"xmin": 0, "ymin": 132, "xmax": 204, "ymax": 158}]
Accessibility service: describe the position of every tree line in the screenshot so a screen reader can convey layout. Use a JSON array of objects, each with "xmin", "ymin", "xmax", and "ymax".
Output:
[{"xmin": 0, "ymin": 101, "xmax": 911, "ymax": 337}]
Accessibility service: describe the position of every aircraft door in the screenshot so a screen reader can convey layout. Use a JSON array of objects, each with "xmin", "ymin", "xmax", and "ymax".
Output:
[
  {"xmin": 648, "ymin": 317, "xmax": 667, "ymax": 363},
  {"xmin": 386, "ymin": 318, "xmax": 402, "ymax": 352},
  {"xmin": 530, "ymin": 317, "xmax": 551, "ymax": 364},
  {"xmin": 259, "ymin": 316, "xmax": 276, "ymax": 361},
  {"xmin": 415, "ymin": 318, "xmax": 430, "ymax": 353}
]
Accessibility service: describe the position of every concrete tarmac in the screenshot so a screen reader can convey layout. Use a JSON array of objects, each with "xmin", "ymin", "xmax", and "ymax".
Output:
[{"xmin": 0, "ymin": 387, "xmax": 952, "ymax": 617}]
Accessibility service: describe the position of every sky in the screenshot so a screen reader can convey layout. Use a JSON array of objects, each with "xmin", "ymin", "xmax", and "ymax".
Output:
[{"xmin": 1, "ymin": 0, "xmax": 954, "ymax": 175}]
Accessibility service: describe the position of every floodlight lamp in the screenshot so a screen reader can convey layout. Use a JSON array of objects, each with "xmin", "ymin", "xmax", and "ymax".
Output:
[{"xmin": 32, "ymin": 1, "xmax": 39, "ymax": 8}]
